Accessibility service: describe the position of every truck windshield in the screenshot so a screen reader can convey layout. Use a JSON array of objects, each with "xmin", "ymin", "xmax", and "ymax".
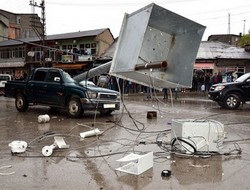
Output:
[
  {"xmin": 62, "ymin": 71, "xmax": 76, "ymax": 83},
  {"xmin": 235, "ymin": 73, "xmax": 250, "ymax": 82}
]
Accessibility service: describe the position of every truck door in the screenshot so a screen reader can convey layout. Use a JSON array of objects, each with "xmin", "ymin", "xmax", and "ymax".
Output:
[
  {"xmin": 27, "ymin": 70, "xmax": 47, "ymax": 103},
  {"xmin": 245, "ymin": 77, "xmax": 250, "ymax": 101},
  {"xmin": 44, "ymin": 70, "xmax": 65, "ymax": 106}
]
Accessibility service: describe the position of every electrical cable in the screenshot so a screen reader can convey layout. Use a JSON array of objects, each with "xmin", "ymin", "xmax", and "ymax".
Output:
[
  {"xmin": 171, "ymin": 137, "xmax": 197, "ymax": 153},
  {"xmin": 116, "ymin": 77, "xmax": 146, "ymax": 132}
]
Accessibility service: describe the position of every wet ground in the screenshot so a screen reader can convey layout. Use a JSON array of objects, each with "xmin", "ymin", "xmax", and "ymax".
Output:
[{"xmin": 0, "ymin": 94, "xmax": 250, "ymax": 190}]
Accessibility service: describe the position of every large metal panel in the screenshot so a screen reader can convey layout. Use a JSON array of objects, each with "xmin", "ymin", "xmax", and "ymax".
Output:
[{"xmin": 110, "ymin": 3, "xmax": 206, "ymax": 89}]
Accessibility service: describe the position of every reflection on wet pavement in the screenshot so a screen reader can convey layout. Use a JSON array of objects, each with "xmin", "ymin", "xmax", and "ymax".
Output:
[{"xmin": 0, "ymin": 96, "xmax": 250, "ymax": 189}]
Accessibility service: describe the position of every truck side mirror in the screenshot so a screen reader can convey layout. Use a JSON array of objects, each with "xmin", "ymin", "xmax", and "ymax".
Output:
[{"xmin": 54, "ymin": 77, "xmax": 61, "ymax": 82}]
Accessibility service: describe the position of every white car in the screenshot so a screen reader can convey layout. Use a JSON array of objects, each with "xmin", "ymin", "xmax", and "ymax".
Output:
[
  {"xmin": 79, "ymin": 80, "xmax": 96, "ymax": 87},
  {"xmin": 0, "ymin": 74, "xmax": 11, "ymax": 88}
]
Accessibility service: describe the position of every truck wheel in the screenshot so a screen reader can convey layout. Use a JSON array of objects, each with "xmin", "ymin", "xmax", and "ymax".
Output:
[
  {"xmin": 223, "ymin": 93, "xmax": 241, "ymax": 110},
  {"xmin": 100, "ymin": 110, "xmax": 113, "ymax": 115},
  {"xmin": 15, "ymin": 93, "xmax": 28, "ymax": 112},
  {"xmin": 67, "ymin": 98, "xmax": 82, "ymax": 118}
]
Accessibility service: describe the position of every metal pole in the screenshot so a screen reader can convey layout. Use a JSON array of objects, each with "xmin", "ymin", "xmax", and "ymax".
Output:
[
  {"xmin": 243, "ymin": 20, "xmax": 246, "ymax": 35},
  {"xmin": 73, "ymin": 61, "xmax": 112, "ymax": 82},
  {"xmin": 29, "ymin": 0, "xmax": 46, "ymax": 66}
]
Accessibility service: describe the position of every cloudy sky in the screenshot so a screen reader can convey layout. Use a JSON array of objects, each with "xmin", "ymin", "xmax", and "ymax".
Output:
[{"xmin": 1, "ymin": 0, "xmax": 250, "ymax": 40}]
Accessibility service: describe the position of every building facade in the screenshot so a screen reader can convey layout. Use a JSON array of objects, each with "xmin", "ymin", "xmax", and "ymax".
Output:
[
  {"xmin": 195, "ymin": 41, "xmax": 250, "ymax": 77},
  {"xmin": 0, "ymin": 28, "xmax": 114, "ymax": 78},
  {"xmin": 0, "ymin": 9, "xmax": 42, "ymax": 41}
]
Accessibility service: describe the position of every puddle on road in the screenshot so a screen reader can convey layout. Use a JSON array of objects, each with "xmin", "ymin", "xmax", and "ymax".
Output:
[
  {"xmin": 1, "ymin": 96, "xmax": 250, "ymax": 189},
  {"xmin": 171, "ymin": 155, "xmax": 223, "ymax": 185}
]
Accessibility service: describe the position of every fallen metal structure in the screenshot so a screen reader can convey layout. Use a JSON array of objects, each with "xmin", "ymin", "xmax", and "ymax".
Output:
[{"xmin": 74, "ymin": 3, "xmax": 206, "ymax": 90}]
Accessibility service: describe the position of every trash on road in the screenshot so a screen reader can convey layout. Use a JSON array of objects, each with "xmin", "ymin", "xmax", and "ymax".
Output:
[
  {"xmin": 42, "ymin": 136, "xmax": 69, "ymax": 157},
  {"xmin": 38, "ymin": 114, "xmax": 50, "ymax": 123},
  {"xmin": 171, "ymin": 119, "xmax": 225, "ymax": 153},
  {"xmin": 80, "ymin": 128, "xmax": 103, "ymax": 139},
  {"xmin": 116, "ymin": 152, "xmax": 153, "ymax": 175},
  {"xmin": 161, "ymin": 169, "xmax": 172, "ymax": 177},
  {"xmin": 147, "ymin": 111, "xmax": 157, "ymax": 119},
  {"xmin": 9, "ymin": 140, "xmax": 27, "ymax": 153}
]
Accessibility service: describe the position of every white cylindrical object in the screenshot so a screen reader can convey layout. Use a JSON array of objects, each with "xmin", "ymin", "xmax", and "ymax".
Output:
[
  {"xmin": 9, "ymin": 141, "xmax": 27, "ymax": 153},
  {"xmin": 80, "ymin": 128, "xmax": 101, "ymax": 138},
  {"xmin": 38, "ymin": 114, "xmax": 50, "ymax": 123}
]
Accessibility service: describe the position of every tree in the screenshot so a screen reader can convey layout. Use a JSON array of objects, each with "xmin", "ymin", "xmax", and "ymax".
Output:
[{"xmin": 238, "ymin": 30, "xmax": 250, "ymax": 47}]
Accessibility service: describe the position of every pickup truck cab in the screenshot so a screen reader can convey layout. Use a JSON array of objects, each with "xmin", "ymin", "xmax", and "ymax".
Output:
[
  {"xmin": 208, "ymin": 72, "xmax": 250, "ymax": 109},
  {"xmin": 4, "ymin": 68, "xmax": 120, "ymax": 118}
]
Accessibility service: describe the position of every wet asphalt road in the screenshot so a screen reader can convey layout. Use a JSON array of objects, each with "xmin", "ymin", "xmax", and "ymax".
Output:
[{"xmin": 0, "ymin": 94, "xmax": 250, "ymax": 190}]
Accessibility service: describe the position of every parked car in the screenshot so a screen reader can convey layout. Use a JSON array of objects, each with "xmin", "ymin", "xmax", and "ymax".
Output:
[
  {"xmin": 4, "ymin": 68, "xmax": 120, "ymax": 118},
  {"xmin": 0, "ymin": 74, "xmax": 12, "ymax": 95},
  {"xmin": 0, "ymin": 74, "xmax": 11, "ymax": 88},
  {"xmin": 79, "ymin": 80, "xmax": 96, "ymax": 87},
  {"xmin": 208, "ymin": 72, "xmax": 250, "ymax": 109}
]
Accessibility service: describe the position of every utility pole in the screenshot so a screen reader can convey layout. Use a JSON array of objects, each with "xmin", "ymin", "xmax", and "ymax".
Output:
[
  {"xmin": 227, "ymin": 13, "xmax": 231, "ymax": 34},
  {"xmin": 29, "ymin": 0, "xmax": 47, "ymax": 67},
  {"xmin": 243, "ymin": 20, "xmax": 246, "ymax": 35}
]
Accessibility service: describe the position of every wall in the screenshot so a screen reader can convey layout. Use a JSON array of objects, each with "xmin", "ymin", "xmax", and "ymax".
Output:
[{"xmin": 96, "ymin": 29, "xmax": 114, "ymax": 56}]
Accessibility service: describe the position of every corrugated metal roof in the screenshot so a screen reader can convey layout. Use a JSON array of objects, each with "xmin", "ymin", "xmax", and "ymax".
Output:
[
  {"xmin": 197, "ymin": 41, "xmax": 250, "ymax": 59},
  {"xmin": 100, "ymin": 40, "xmax": 250, "ymax": 60},
  {"xmin": 0, "ymin": 28, "xmax": 109, "ymax": 47},
  {"xmin": 47, "ymin": 28, "xmax": 109, "ymax": 40}
]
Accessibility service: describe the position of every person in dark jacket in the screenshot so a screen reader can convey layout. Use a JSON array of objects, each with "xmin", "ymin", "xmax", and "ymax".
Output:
[
  {"xmin": 218, "ymin": 72, "xmax": 223, "ymax": 83},
  {"xmin": 211, "ymin": 73, "xmax": 219, "ymax": 85},
  {"xmin": 204, "ymin": 73, "xmax": 211, "ymax": 91}
]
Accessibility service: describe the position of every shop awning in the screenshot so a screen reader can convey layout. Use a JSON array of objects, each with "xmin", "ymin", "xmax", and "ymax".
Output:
[
  {"xmin": 0, "ymin": 62, "xmax": 25, "ymax": 68},
  {"xmin": 53, "ymin": 63, "xmax": 86, "ymax": 70},
  {"xmin": 194, "ymin": 63, "xmax": 214, "ymax": 69}
]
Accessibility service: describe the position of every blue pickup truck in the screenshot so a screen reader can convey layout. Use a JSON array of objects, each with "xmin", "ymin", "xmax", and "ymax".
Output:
[{"xmin": 4, "ymin": 68, "xmax": 120, "ymax": 118}]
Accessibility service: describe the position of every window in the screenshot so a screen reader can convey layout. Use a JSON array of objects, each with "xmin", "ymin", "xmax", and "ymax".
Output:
[
  {"xmin": 47, "ymin": 71, "xmax": 61, "ymax": 83},
  {"xmin": 0, "ymin": 47, "xmax": 24, "ymax": 58},
  {"xmin": 3, "ymin": 49, "xmax": 10, "ymax": 58},
  {"xmin": 18, "ymin": 47, "xmax": 24, "ymax": 58},
  {"xmin": 85, "ymin": 43, "xmax": 90, "ymax": 48},
  {"xmin": 236, "ymin": 66, "xmax": 245, "ymax": 73},
  {"xmin": 79, "ymin": 43, "xmax": 97, "ymax": 55},
  {"xmin": 13, "ymin": 48, "xmax": 18, "ymax": 58},
  {"xmin": 91, "ymin": 48, "xmax": 96, "ymax": 55},
  {"xmin": 62, "ymin": 45, "xmax": 67, "ymax": 50},
  {"xmin": 33, "ymin": 71, "xmax": 47, "ymax": 81},
  {"xmin": 80, "ymin": 44, "xmax": 85, "ymax": 50},
  {"xmin": 17, "ymin": 16, "xmax": 21, "ymax": 24}
]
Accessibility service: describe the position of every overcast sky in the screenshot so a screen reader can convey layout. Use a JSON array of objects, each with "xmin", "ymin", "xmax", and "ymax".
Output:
[{"xmin": 1, "ymin": 0, "xmax": 250, "ymax": 40}]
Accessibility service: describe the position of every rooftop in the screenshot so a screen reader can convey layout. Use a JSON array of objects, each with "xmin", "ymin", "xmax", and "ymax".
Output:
[{"xmin": 0, "ymin": 28, "xmax": 110, "ymax": 46}]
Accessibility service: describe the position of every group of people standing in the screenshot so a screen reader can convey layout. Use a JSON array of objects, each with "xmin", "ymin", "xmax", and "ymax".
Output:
[
  {"xmin": 92, "ymin": 71, "xmax": 236, "ymax": 101},
  {"xmin": 192, "ymin": 71, "xmax": 234, "ymax": 92}
]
